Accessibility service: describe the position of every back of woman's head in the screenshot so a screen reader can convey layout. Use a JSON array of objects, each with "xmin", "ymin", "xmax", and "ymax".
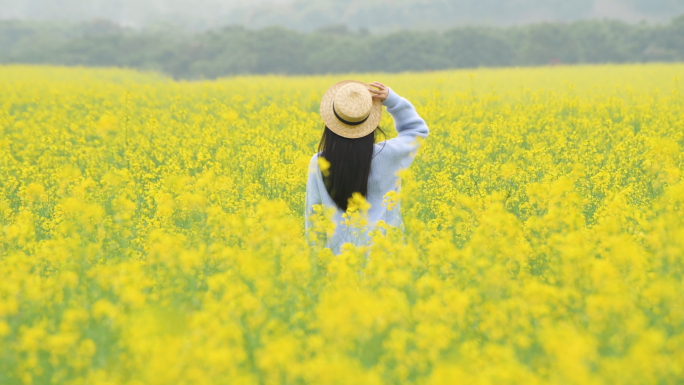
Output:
[{"xmin": 317, "ymin": 126, "xmax": 384, "ymax": 211}]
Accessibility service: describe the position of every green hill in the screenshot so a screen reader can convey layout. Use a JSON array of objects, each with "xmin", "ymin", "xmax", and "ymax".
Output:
[{"xmin": 2, "ymin": 16, "xmax": 683, "ymax": 79}]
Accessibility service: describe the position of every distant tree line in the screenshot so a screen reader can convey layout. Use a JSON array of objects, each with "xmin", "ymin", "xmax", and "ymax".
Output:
[{"xmin": 1, "ymin": 16, "xmax": 683, "ymax": 79}]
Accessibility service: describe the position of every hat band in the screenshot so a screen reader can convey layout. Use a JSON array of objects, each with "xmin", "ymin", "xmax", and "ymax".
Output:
[{"xmin": 333, "ymin": 103, "xmax": 370, "ymax": 126}]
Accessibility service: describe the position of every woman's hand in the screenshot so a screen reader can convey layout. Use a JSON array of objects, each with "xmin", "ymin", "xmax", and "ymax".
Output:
[{"xmin": 368, "ymin": 82, "xmax": 389, "ymax": 102}]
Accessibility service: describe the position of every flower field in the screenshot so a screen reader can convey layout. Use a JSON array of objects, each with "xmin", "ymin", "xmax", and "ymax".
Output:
[{"xmin": 1, "ymin": 64, "xmax": 683, "ymax": 384}]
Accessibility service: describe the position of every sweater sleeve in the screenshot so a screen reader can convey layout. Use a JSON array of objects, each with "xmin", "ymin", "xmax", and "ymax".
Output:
[
  {"xmin": 379, "ymin": 88, "xmax": 429, "ymax": 166},
  {"xmin": 304, "ymin": 153, "xmax": 322, "ymax": 238}
]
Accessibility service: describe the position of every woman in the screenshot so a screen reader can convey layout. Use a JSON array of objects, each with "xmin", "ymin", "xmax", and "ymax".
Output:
[{"xmin": 305, "ymin": 80, "xmax": 429, "ymax": 255}]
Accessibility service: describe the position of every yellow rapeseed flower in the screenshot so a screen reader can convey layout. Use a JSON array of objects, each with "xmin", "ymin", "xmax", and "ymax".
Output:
[{"xmin": 0, "ymin": 63, "xmax": 682, "ymax": 384}]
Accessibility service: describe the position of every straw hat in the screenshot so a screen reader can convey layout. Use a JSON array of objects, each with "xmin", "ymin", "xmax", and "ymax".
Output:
[{"xmin": 320, "ymin": 80, "xmax": 383, "ymax": 139}]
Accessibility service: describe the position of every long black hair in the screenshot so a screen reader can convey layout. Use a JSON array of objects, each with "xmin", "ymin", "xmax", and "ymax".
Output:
[{"xmin": 317, "ymin": 126, "xmax": 385, "ymax": 211}]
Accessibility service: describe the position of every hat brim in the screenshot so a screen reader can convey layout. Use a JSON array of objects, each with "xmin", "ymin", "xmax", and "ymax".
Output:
[{"xmin": 320, "ymin": 80, "xmax": 383, "ymax": 139}]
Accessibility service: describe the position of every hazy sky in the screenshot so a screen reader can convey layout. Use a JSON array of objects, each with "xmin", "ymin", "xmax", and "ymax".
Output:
[{"xmin": 1, "ymin": 0, "xmax": 682, "ymax": 31}]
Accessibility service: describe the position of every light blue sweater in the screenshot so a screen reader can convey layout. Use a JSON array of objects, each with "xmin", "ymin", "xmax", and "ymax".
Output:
[{"xmin": 305, "ymin": 88, "xmax": 429, "ymax": 255}]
